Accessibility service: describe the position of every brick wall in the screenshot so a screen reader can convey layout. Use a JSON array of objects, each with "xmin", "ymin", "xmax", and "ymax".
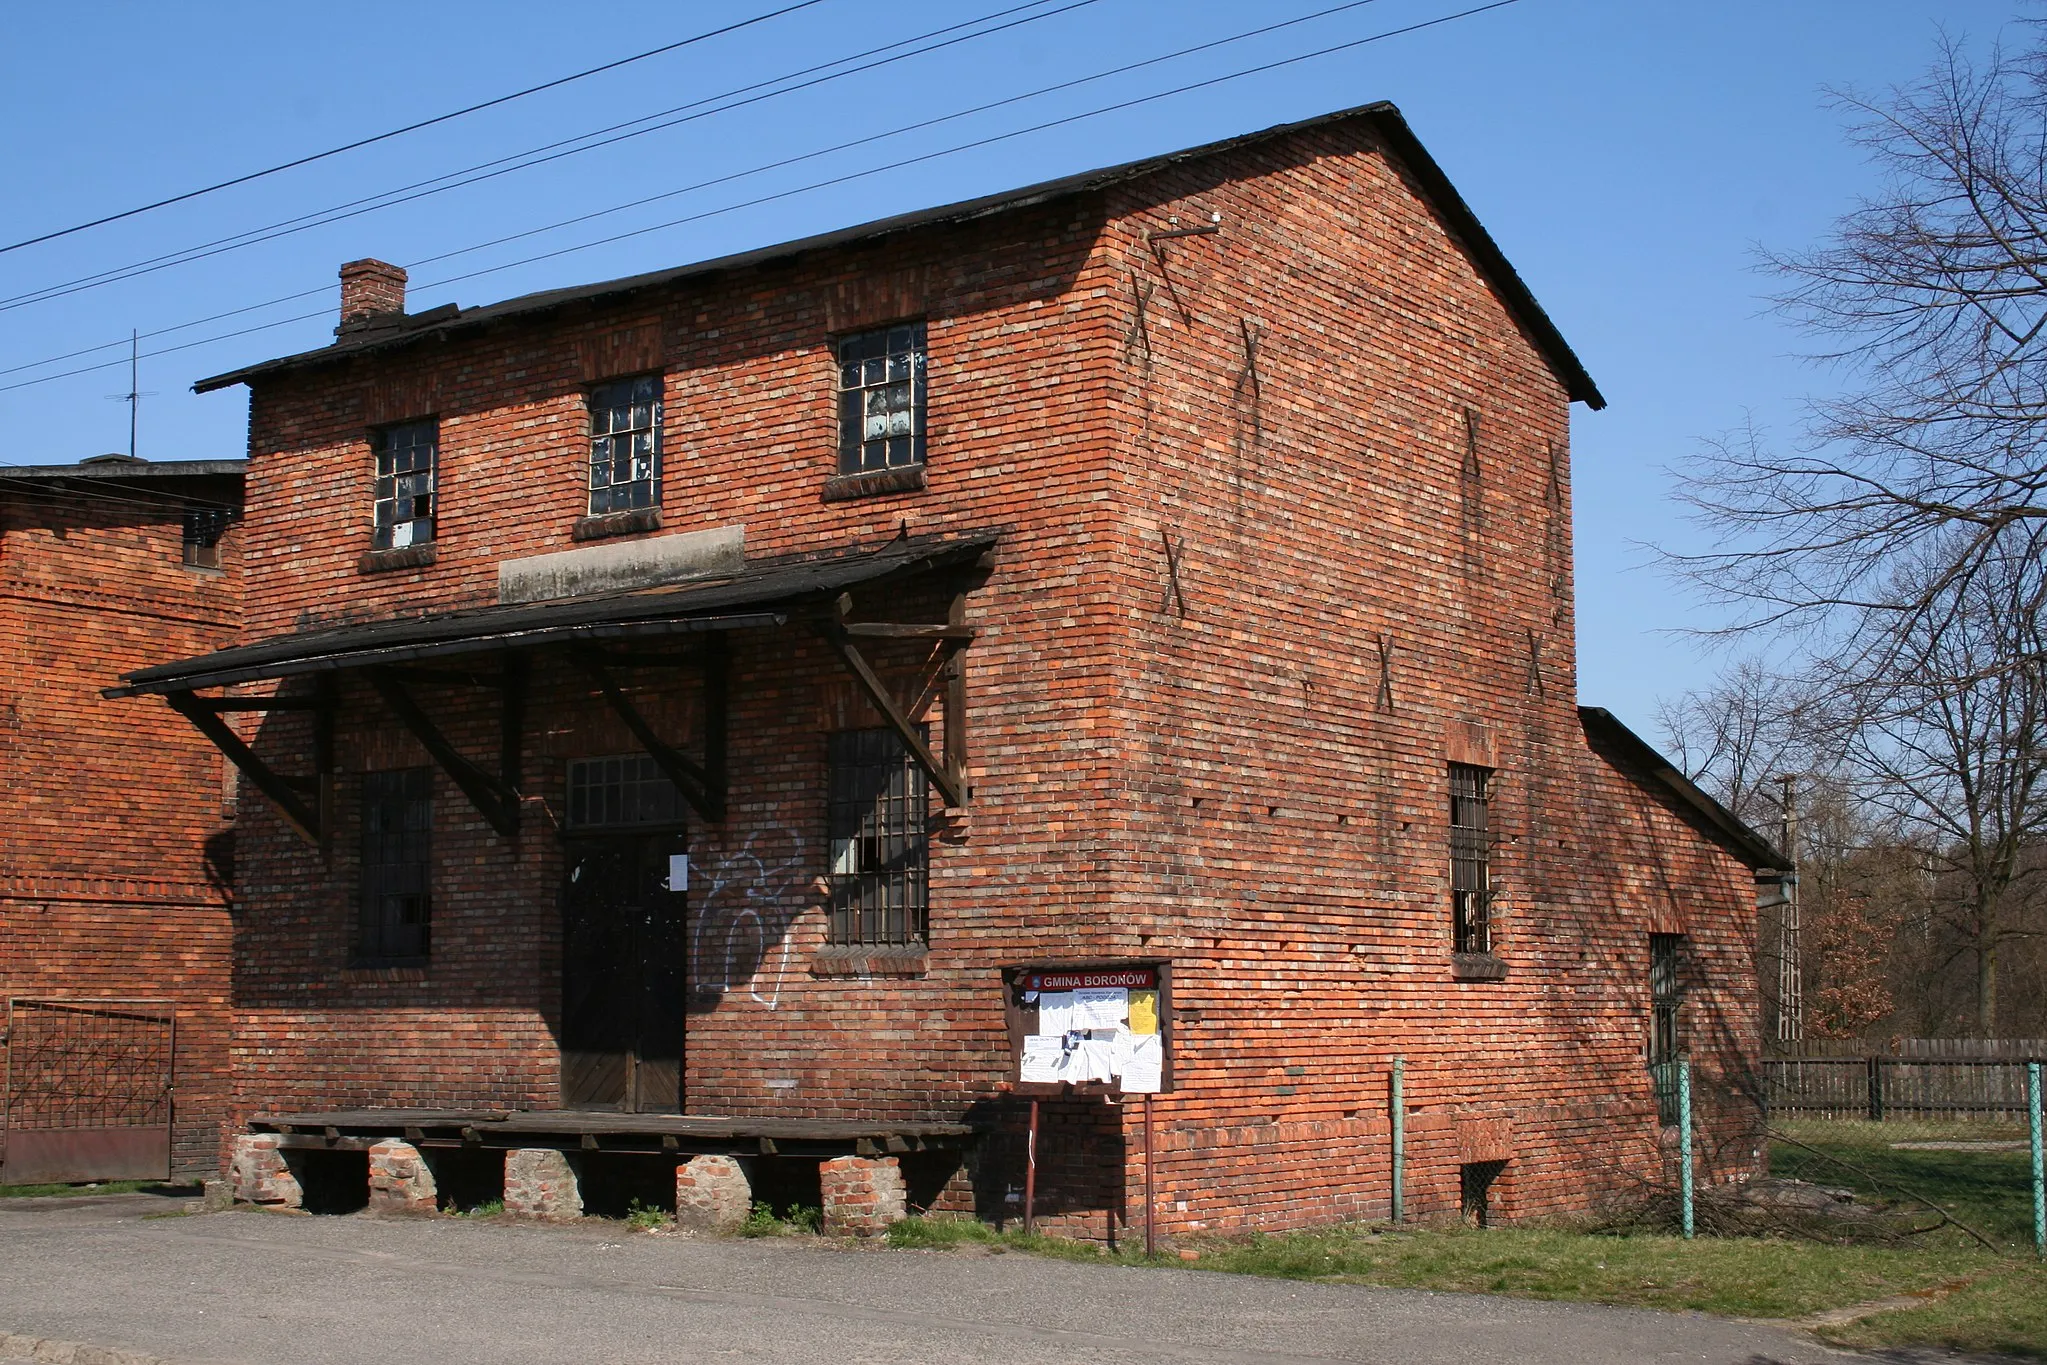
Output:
[
  {"xmin": 0, "ymin": 484, "xmax": 240, "ymax": 1176},
  {"xmin": 216, "ymin": 111, "xmax": 1761, "ymax": 1232}
]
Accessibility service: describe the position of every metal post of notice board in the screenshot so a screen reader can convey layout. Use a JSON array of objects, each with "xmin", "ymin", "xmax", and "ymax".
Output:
[
  {"xmin": 1023, "ymin": 1097, "xmax": 1040, "ymax": 1236},
  {"xmin": 1144, "ymin": 1094, "xmax": 1157, "ymax": 1258}
]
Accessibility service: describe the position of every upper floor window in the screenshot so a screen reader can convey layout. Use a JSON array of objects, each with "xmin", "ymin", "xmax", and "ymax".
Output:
[
  {"xmin": 588, "ymin": 374, "xmax": 663, "ymax": 515},
  {"xmin": 359, "ymin": 767, "xmax": 432, "ymax": 964},
  {"xmin": 827, "ymin": 727, "xmax": 928, "ymax": 947},
  {"xmin": 181, "ymin": 506, "xmax": 231, "ymax": 569},
  {"xmin": 371, "ymin": 419, "xmax": 437, "ymax": 550},
  {"xmin": 1450, "ymin": 763, "xmax": 1493, "ymax": 955},
  {"xmin": 837, "ymin": 323, "xmax": 926, "ymax": 475}
]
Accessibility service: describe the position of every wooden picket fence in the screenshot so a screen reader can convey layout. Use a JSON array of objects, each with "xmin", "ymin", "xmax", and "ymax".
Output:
[{"xmin": 1762, "ymin": 1039, "xmax": 2045, "ymax": 1121}]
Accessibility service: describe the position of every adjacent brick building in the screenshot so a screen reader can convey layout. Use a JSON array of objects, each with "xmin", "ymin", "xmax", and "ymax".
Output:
[
  {"xmin": 1, "ymin": 456, "xmax": 242, "ymax": 1181},
  {"xmin": 114, "ymin": 102, "xmax": 1782, "ymax": 1234}
]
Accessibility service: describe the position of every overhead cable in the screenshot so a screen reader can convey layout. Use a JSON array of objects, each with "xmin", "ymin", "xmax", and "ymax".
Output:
[
  {"xmin": 0, "ymin": 0, "xmax": 1523, "ymax": 399},
  {"xmin": 0, "ymin": 0, "xmax": 835, "ymax": 257},
  {"xmin": 0, "ymin": 0, "xmax": 1098, "ymax": 316}
]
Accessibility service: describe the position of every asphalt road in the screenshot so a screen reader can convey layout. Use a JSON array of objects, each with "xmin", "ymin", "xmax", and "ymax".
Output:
[{"xmin": 0, "ymin": 1191, "xmax": 1920, "ymax": 1365}]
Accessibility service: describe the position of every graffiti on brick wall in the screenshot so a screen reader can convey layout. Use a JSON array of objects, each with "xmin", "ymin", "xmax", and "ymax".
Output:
[{"xmin": 688, "ymin": 826, "xmax": 809, "ymax": 1009}]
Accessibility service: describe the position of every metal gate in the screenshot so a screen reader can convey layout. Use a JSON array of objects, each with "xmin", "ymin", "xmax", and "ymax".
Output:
[{"xmin": 1, "ymin": 999, "xmax": 173, "ymax": 1185}]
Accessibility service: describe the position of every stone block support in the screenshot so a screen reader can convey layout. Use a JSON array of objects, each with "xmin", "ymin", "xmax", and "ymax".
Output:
[
  {"xmin": 503, "ymin": 1147, "xmax": 582, "ymax": 1220},
  {"xmin": 228, "ymin": 1133, "xmax": 302, "ymax": 1208},
  {"xmin": 820, "ymin": 1155, "xmax": 906, "ymax": 1237},
  {"xmin": 674, "ymin": 1153, "xmax": 752, "ymax": 1231},
  {"xmin": 367, "ymin": 1139, "xmax": 439, "ymax": 1214}
]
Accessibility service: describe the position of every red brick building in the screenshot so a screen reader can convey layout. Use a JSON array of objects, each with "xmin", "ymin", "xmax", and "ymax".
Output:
[
  {"xmin": 114, "ymin": 103, "xmax": 1782, "ymax": 1234},
  {"xmin": 2, "ymin": 455, "xmax": 242, "ymax": 1183}
]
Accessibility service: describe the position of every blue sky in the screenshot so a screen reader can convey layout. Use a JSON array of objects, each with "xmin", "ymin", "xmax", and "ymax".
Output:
[{"xmin": 0, "ymin": 0, "xmax": 2019, "ymax": 732}]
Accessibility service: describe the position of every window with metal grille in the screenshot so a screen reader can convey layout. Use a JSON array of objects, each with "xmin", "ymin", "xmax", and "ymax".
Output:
[
  {"xmin": 359, "ymin": 768, "xmax": 432, "ymax": 963},
  {"xmin": 836, "ymin": 323, "xmax": 926, "ymax": 474},
  {"xmin": 565, "ymin": 753, "xmax": 681, "ymax": 829},
  {"xmin": 1450, "ymin": 763, "xmax": 1493, "ymax": 954},
  {"xmin": 827, "ymin": 728, "xmax": 928, "ymax": 946},
  {"xmin": 370, "ymin": 419, "xmax": 437, "ymax": 550},
  {"xmin": 588, "ymin": 374, "xmax": 663, "ymax": 515},
  {"xmin": 181, "ymin": 506, "xmax": 231, "ymax": 568},
  {"xmin": 1649, "ymin": 933, "xmax": 1686, "ymax": 1125}
]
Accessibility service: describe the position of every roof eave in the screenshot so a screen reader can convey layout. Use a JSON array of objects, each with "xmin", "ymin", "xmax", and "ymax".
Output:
[
  {"xmin": 193, "ymin": 102, "xmax": 1600, "ymax": 406},
  {"xmin": 1579, "ymin": 705, "xmax": 1788, "ymax": 871}
]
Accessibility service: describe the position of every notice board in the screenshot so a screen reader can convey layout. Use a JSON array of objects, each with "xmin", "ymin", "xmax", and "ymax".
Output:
[{"xmin": 1002, "ymin": 962, "xmax": 1174, "ymax": 1096}]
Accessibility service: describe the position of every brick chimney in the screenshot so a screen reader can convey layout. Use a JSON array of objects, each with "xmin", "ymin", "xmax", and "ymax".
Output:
[{"xmin": 338, "ymin": 259, "xmax": 407, "ymax": 334}]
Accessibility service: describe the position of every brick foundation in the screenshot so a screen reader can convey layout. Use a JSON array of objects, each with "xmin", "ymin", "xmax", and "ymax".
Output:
[
  {"xmin": 367, "ymin": 1139, "xmax": 438, "ymax": 1213},
  {"xmin": 820, "ymin": 1155, "xmax": 907, "ymax": 1237},
  {"xmin": 674, "ymin": 1154, "xmax": 751, "ymax": 1231},
  {"xmin": 228, "ymin": 1134, "xmax": 301, "ymax": 1207},
  {"xmin": 503, "ymin": 1148, "xmax": 581, "ymax": 1220}
]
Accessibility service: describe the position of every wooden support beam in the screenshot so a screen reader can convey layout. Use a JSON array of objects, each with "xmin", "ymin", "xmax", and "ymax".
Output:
[
  {"xmin": 572, "ymin": 651, "xmax": 724, "ymax": 824},
  {"xmin": 367, "ymin": 667, "xmax": 519, "ymax": 838},
  {"xmin": 840, "ymin": 622, "xmax": 977, "ymax": 641},
  {"xmin": 164, "ymin": 691, "xmax": 320, "ymax": 845},
  {"xmin": 313, "ymin": 675, "xmax": 337, "ymax": 863},
  {"xmin": 822, "ymin": 595, "xmax": 967, "ymax": 809},
  {"xmin": 182, "ymin": 697, "xmax": 328, "ymax": 712},
  {"xmin": 501, "ymin": 653, "xmax": 527, "ymax": 835}
]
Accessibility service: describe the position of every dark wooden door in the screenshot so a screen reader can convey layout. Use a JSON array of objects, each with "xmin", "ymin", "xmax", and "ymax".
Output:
[{"xmin": 560, "ymin": 834, "xmax": 687, "ymax": 1112}]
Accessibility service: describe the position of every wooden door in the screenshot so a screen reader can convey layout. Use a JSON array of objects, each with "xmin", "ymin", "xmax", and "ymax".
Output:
[{"xmin": 560, "ymin": 833, "xmax": 687, "ymax": 1112}]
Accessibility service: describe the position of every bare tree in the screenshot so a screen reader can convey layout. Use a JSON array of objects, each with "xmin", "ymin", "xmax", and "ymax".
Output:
[
  {"xmin": 1657, "ymin": 658, "xmax": 1818, "ymax": 825},
  {"xmin": 1672, "ymin": 30, "xmax": 2047, "ymax": 652},
  {"xmin": 1816, "ymin": 554, "xmax": 2047, "ymax": 1034}
]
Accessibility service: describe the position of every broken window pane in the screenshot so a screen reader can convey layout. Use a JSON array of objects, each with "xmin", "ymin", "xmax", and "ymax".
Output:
[
  {"xmin": 588, "ymin": 374, "xmax": 664, "ymax": 515},
  {"xmin": 836, "ymin": 323, "xmax": 926, "ymax": 474},
  {"xmin": 370, "ymin": 420, "xmax": 438, "ymax": 550}
]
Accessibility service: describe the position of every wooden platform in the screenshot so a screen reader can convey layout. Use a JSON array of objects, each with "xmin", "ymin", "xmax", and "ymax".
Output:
[{"xmin": 248, "ymin": 1108, "xmax": 979, "ymax": 1158}]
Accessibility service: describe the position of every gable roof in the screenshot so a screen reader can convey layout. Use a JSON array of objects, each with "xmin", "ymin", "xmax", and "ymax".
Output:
[
  {"xmin": 1579, "ymin": 706, "xmax": 1789, "ymax": 872},
  {"xmin": 195, "ymin": 102, "xmax": 1602, "ymax": 407}
]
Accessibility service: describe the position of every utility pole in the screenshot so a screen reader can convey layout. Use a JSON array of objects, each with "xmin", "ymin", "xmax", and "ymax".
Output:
[{"xmin": 1775, "ymin": 772, "xmax": 1804, "ymax": 1044}]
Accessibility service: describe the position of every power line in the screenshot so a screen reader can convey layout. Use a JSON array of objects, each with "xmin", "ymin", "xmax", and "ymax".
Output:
[
  {"xmin": 0, "ymin": 0, "xmax": 1094, "ymax": 316},
  {"xmin": 0, "ymin": 0, "xmax": 835, "ymax": 258},
  {"xmin": 0, "ymin": 0, "xmax": 1523, "ymax": 399},
  {"xmin": 0, "ymin": 0, "xmax": 1323, "ymax": 374}
]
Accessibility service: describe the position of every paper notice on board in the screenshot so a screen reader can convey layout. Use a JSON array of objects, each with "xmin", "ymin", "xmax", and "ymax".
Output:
[
  {"xmin": 1035, "ymin": 991, "xmax": 1076, "ymax": 1037},
  {"xmin": 1126, "ymin": 988, "xmax": 1159, "ymax": 1035},
  {"xmin": 667, "ymin": 854, "xmax": 689, "ymax": 893},
  {"xmin": 1019, "ymin": 1035, "xmax": 1064, "ymax": 1083},
  {"xmin": 1077, "ymin": 1034, "xmax": 1119, "ymax": 1082},
  {"xmin": 1073, "ymin": 986, "xmax": 1128, "ymax": 1030},
  {"xmin": 1115, "ymin": 1032, "xmax": 1164, "ymax": 1092}
]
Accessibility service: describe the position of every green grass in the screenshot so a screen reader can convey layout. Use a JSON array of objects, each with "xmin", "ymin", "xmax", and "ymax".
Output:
[
  {"xmin": 739, "ymin": 1201, "xmax": 823, "ymax": 1237},
  {"xmin": 1769, "ymin": 1119, "xmax": 2038, "ymax": 1250},
  {"xmin": 886, "ymin": 1193, "xmax": 2047, "ymax": 1360},
  {"xmin": 1817, "ymin": 1259, "xmax": 2047, "ymax": 1360},
  {"xmin": 0, "ymin": 1180, "xmax": 194, "ymax": 1199},
  {"xmin": 623, "ymin": 1199, "xmax": 671, "ymax": 1232}
]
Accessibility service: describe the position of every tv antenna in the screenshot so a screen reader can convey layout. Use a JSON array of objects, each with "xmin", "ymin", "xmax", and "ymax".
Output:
[{"xmin": 104, "ymin": 331, "xmax": 156, "ymax": 459}]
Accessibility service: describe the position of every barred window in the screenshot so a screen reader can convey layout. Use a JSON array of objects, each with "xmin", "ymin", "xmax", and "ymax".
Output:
[
  {"xmin": 1450, "ymin": 763, "xmax": 1492, "ymax": 955},
  {"xmin": 827, "ymin": 728, "xmax": 928, "ymax": 946},
  {"xmin": 359, "ymin": 768, "xmax": 431, "ymax": 963},
  {"xmin": 371, "ymin": 419, "xmax": 437, "ymax": 550},
  {"xmin": 588, "ymin": 374, "xmax": 663, "ymax": 515},
  {"xmin": 836, "ymin": 323, "xmax": 926, "ymax": 474},
  {"xmin": 181, "ymin": 506, "xmax": 231, "ymax": 568},
  {"xmin": 565, "ymin": 753, "xmax": 681, "ymax": 829},
  {"xmin": 1649, "ymin": 933, "xmax": 1687, "ymax": 1125}
]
